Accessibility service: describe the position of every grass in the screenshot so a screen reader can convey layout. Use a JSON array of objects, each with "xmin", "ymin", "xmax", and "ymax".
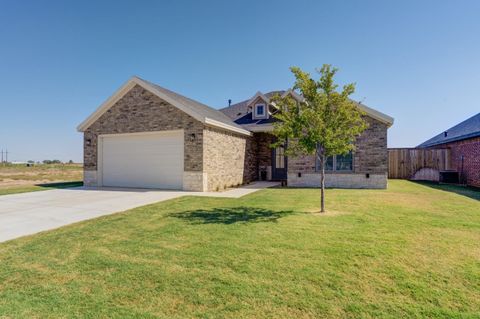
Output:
[
  {"xmin": 0, "ymin": 163, "xmax": 83, "ymax": 195},
  {"xmin": 0, "ymin": 180, "xmax": 478, "ymax": 318}
]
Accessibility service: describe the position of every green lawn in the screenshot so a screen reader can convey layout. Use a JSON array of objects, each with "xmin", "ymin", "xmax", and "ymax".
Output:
[{"xmin": 0, "ymin": 181, "xmax": 479, "ymax": 318}]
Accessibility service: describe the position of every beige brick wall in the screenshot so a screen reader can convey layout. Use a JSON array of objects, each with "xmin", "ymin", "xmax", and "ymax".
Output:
[
  {"xmin": 287, "ymin": 116, "xmax": 389, "ymax": 189},
  {"xmin": 83, "ymin": 85, "xmax": 204, "ymax": 188},
  {"xmin": 203, "ymin": 126, "xmax": 255, "ymax": 191},
  {"xmin": 353, "ymin": 117, "xmax": 388, "ymax": 174},
  {"xmin": 84, "ymin": 85, "xmax": 204, "ymax": 173},
  {"xmin": 82, "ymin": 84, "xmax": 256, "ymax": 191}
]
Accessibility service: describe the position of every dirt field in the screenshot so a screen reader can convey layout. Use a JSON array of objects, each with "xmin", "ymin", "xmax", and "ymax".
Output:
[{"xmin": 0, "ymin": 164, "xmax": 83, "ymax": 188}]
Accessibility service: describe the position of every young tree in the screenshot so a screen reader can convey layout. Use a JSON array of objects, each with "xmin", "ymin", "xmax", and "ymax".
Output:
[{"xmin": 271, "ymin": 65, "xmax": 368, "ymax": 212}]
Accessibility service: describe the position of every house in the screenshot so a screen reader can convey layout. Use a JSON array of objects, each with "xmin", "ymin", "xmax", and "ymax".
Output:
[
  {"xmin": 78, "ymin": 76, "xmax": 394, "ymax": 191},
  {"xmin": 418, "ymin": 112, "xmax": 480, "ymax": 187}
]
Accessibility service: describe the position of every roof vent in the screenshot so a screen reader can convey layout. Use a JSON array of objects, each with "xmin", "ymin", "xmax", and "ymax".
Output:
[
  {"xmin": 444, "ymin": 131, "xmax": 448, "ymax": 137},
  {"xmin": 228, "ymin": 99, "xmax": 232, "ymax": 107}
]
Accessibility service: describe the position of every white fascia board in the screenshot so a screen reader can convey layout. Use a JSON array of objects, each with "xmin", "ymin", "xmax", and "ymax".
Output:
[
  {"xmin": 205, "ymin": 118, "xmax": 252, "ymax": 136},
  {"xmin": 241, "ymin": 124, "xmax": 274, "ymax": 132},
  {"xmin": 77, "ymin": 78, "xmax": 138, "ymax": 132}
]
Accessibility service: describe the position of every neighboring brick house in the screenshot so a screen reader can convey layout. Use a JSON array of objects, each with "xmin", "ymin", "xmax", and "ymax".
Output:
[
  {"xmin": 78, "ymin": 76, "xmax": 394, "ymax": 191},
  {"xmin": 418, "ymin": 113, "xmax": 480, "ymax": 187}
]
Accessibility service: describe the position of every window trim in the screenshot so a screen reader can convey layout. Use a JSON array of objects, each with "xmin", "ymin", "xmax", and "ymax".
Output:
[
  {"xmin": 315, "ymin": 152, "xmax": 354, "ymax": 173},
  {"xmin": 254, "ymin": 103, "xmax": 266, "ymax": 117}
]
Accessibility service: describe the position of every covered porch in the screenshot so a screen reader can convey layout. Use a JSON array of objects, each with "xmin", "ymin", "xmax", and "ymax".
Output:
[{"xmin": 252, "ymin": 133, "xmax": 287, "ymax": 182}]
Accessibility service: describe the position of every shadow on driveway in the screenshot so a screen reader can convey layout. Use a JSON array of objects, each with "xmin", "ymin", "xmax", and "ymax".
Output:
[{"xmin": 171, "ymin": 206, "xmax": 294, "ymax": 225}]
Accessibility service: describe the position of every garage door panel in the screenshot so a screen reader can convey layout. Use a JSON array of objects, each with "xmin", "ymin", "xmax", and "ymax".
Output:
[{"xmin": 101, "ymin": 131, "xmax": 184, "ymax": 189}]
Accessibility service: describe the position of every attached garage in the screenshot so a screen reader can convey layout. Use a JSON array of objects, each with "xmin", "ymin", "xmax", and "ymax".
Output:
[
  {"xmin": 98, "ymin": 131, "xmax": 184, "ymax": 189},
  {"xmin": 78, "ymin": 76, "xmax": 252, "ymax": 191}
]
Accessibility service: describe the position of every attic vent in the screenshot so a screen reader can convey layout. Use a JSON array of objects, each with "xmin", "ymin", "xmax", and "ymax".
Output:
[{"xmin": 444, "ymin": 131, "xmax": 448, "ymax": 137}]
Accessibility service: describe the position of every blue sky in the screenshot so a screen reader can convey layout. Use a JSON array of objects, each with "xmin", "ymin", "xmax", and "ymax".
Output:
[{"xmin": 1, "ymin": 0, "xmax": 479, "ymax": 162}]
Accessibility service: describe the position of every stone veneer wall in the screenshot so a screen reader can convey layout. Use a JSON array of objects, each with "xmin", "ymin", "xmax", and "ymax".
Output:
[
  {"xmin": 203, "ymin": 126, "xmax": 256, "ymax": 191},
  {"xmin": 287, "ymin": 116, "xmax": 389, "ymax": 189},
  {"xmin": 83, "ymin": 85, "xmax": 204, "ymax": 188}
]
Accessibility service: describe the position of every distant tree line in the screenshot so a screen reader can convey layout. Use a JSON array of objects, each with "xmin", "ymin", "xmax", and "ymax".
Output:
[
  {"xmin": 42, "ymin": 160, "xmax": 62, "ymax": 164},
  {"xmin": 38, "ymin": 160, "xmax": 75, "ymax": 164}
]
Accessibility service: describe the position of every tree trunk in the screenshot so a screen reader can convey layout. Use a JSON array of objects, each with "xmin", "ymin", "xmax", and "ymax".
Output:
[
  {"xmin": 320, "ymin": 154, "xmax": 325, "ymax": 213},
  {"xmin": 316, "ymin": 149, "xmax": 326, "ymax": 213}
]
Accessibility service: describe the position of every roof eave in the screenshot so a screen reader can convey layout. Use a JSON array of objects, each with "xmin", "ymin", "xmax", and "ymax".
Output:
[
  {"xmin": 205, "ymin": 118, "xmax": 252, "ymax": 136},
  {"xmin": 241, "ymin": 123, "xmax": 274, "ymax": 132},
  {"xmin": 356, "ymin": 103, "xmax": 394, "ymax": 127},
  {"xmin": 418, "ymin": 131, "xmax": 480, "ymax": 148}
]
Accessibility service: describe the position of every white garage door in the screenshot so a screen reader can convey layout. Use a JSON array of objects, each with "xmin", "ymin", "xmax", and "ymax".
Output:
[{"xmin": 100, "ymin": 130, "xmax": 184, "ymax": 189}]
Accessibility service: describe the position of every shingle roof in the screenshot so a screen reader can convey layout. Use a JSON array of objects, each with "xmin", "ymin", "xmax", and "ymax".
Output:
[
  {"xmin": 142, "ymin": 78, "xmax": 247, "ymax": 131},
  {"xmin": 220, "ymin": 91, "xmax": 394, "ymax": 127},
  {"xmin": 234, "ymin": 111, "xmax": 277, "ymax": 125},
  {"xmin": 418, "ymin": 112, "xmax": 480, "ymax": 148}
]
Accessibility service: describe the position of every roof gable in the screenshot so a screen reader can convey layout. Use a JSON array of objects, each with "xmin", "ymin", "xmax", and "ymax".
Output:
[
  {"xmin": 246, "ymin": 91, "xmax": 270, "ymax": 106},
  {"xmin": 281, "ymin": 89, "xmax": 304, "ymax": 102},
  {"xmin": 220, "ymin": 91, "xmax": 284, "ymax": 121},
  {"xmin": 220, "ymin": 90, "xmax": 394, "ymax": 127},
  {"xmin": 77, "ymin": 77, "xmax": 251, "ymax": 136}
]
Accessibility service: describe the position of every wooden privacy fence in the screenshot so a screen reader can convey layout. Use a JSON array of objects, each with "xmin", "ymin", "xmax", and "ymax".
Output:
[{"xmin": 388, "ymin": 148, "xmax": 452, "ymax": 180}]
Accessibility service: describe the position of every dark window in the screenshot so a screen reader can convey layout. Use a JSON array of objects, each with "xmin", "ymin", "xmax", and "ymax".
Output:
[
  {"xmin": 325, "ymin": 156, "xmax": 334, "ymax": 171},
  {"xmin": 316, "ymin": 151, "xmax": 353, "ymax": 172},
  {"xmin": 336, "ymin": 152, "xmax": 353, "ymax": 171},
  {"xmin": 255, "ymin": 104, "xmax": 265, "ymax": 116}
]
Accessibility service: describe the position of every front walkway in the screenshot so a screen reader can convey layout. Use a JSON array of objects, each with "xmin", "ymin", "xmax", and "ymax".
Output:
[{"xmin": 0, "ymin": 182, "xmax": 279, "ymax": 243}]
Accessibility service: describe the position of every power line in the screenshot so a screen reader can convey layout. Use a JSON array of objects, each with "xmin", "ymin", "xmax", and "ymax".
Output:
[{"xmin": 1, "ymin": 149, "xmax": 8, "ymax": 164}]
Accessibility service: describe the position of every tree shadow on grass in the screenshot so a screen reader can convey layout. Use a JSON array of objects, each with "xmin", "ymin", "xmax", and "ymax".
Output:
[
  {"xmin": 412, "ymin": 181, "xmax": 480, "ymax": 201},
  {"xmin": 170, "ymin": 206, "xmax": 295, "ymax": 225},
  {"xmin": 35, "ymin": 181, "xmax": 83, "ymax": 189}
]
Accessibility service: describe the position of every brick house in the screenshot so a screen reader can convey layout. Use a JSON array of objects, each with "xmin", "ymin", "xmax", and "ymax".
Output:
[
  {"xmin": 418, "ymin": 112, "xmax": 480, "ymax": 187},
  {"xmin": 78, "ymin": 76, "xmax": 394, "ymax": 191}
]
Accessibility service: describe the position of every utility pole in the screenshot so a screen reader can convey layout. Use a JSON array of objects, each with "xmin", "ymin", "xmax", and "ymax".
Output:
[
  {"xmin": 1, "ymin": 149, "xmax": 3, "ymax": 163},
  {"xmin": 5, "ymin": 149, "xmax": 7, "ymax": 164}
]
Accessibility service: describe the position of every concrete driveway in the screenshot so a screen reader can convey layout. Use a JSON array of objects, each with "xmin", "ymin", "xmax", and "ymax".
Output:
[{"xmin": 0, "ymin": 182, "xmax": 278, "ymax": 243}]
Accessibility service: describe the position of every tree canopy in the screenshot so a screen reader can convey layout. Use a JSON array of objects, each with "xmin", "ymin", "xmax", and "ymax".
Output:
[{"xmin": 271, "ymin": 65, "xmax": 368, "ymax": 212}]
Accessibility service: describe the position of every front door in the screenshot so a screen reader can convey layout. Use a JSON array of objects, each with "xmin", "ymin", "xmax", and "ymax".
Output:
[{"xmin": 272, "ymin": 143, "xmax": 287, "ymax": 180}]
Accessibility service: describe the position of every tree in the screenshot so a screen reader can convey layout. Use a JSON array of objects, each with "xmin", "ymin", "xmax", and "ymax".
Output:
[
  {"xmin": 271, "ymin": 65, "xmax": 368, "ymax": 212},
  {"xmin": 43, "ymin": 159, "xmax": 62, "ymax": 164}
]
